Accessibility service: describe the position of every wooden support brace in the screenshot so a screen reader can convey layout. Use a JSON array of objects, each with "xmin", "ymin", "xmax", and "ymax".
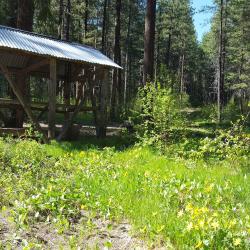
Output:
[
  {"xmin": 18, "ymin": 59, "xmax": 49, "ymax": 75},
  {"xmin": 57, "ymin": 97, "xmax": 86, "ymax": 141},
  {"xmin": 48, "ymin": 58, "xmax": 57, "ymax": 139},
  {"xmin": 0, "ymin": 63, "xmax": 49, "ymax": 143}
]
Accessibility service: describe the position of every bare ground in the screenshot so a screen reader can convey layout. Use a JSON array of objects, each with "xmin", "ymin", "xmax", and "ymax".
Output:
[{"xmin": 0, "ymin": 210, "xmax": 147, "ymax": 249}]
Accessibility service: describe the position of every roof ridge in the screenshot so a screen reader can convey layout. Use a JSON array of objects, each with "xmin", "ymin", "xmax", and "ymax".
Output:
[{"xmin": 0, "ymin": 25, "xmax": 96, "ymax": 51}]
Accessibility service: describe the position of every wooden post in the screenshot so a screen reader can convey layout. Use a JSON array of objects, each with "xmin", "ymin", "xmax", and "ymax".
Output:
[
  {"xmin": 96, "ymin": 69, "xmax": 109, "ymax": 138},
  {"xmin": 48, "ymin": 58, "xmax": 57, "ymax": 139},
  {"xmin": 64, "ymin": 62, "xmax": 71, "ymax": 121},
  {"xmin": 0, "ymin": 63, "xmax": 49, "ymax": 144},
  {"xmin": 16, "ymin": 73, "xmax": 27, "ymax": 128}
]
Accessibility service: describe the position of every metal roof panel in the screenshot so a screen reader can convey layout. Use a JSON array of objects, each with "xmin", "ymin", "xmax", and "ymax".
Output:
[{"xmin": 0, "ymin": 25, "xmax": 121, "ymax": 69}]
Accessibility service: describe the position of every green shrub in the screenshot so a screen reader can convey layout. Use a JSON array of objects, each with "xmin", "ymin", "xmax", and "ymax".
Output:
[
  {"xmin": 184, "ymin": 117, "xmax": 250, "ymax": 163},
  {"xmin": 132, "ymin": 83, "xmax": 187, "ymax": 147}
]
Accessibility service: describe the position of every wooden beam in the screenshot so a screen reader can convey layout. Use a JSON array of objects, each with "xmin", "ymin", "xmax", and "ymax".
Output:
[
  {"xmin": 0, "ymin": 63, "xmax": 49, "ymax": 143},
  {"xmin": 0, "ymin": 128, "xmax": 26, "ymax": 137},
  {"xmin": 48, "ymin": 58, "xmax": 57, "ymax": 139},
  {"xmin": 18, "ymin": 59, "xmax": 49, "ymax": 75},
  {"xmin": 0, "ymin": 98, "xmax": 95, "ymax": 112}
]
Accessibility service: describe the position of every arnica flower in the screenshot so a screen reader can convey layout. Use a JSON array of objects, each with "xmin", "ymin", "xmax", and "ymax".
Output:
[
  {"xmin": 228, "ymin": 219, "xmax": 237, "ymax": 228},
  {"xmin": 198, "ymin": 219, "xmax": 205, "ymax": 228},
  {"xmin": 216, "ymin": 196, "xmax": 222, "ymax": 203},
  {"xmin": 187, "ymin": 222, "xmax": 193, "ymax": 231},
  {"xmin": 233, "ymin": 238, "xmax": 241, "ymax": 246},
  {"xmin": 212, "ymin": 212, "xmax": 218, "ymax": 217},
  {"xmin": 195, "ymin": 240, "xmax": 203, "ymax": 249},
  {"xmin": 185, "ymin": 203, "xmax": 193, "ymax": 212},
  {"xmin": 201, "ymin": 207, "xmax": 209, "ymax": 213},
  {"xmin": 205, "ymin": 183, "xmax": 214, "ymax": 193},
  {"xmin": 177, "ymin": 210, "xmax": 184, "ymax": 218},
  {"xmin": 211, "ymin": 221, "xmax": 220, "ymax": 230}
]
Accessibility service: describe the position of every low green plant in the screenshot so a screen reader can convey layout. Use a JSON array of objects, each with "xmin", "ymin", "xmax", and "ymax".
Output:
[
  {"xmin": 186, "ymin": 116, "xmax": 250, "ymax": 163},
  {"xmin": 0, "ymin": 138, "xmax": 249, "ymax": 249}
]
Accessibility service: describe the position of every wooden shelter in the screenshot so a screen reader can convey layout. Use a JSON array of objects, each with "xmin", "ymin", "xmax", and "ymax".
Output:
[{"xmin": 0, "ymin": 25, "xmax": 121, "ymax": 143}]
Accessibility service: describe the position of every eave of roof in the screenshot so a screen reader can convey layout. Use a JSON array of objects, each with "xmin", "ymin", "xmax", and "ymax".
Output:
[{"xmin": 0, "ymin": 25, "xmax": 121, "ymax": 69}]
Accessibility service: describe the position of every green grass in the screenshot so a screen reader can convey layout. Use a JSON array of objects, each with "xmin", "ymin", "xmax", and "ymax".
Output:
[{"xmin": 0, "ymin": 137, "xmax": 250, "ymax": 249}]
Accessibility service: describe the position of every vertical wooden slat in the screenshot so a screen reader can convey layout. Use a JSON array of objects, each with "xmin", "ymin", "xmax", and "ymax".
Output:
[{"xmin": 48, "ymin": 58, "xmax": 57, "ymax": 139}]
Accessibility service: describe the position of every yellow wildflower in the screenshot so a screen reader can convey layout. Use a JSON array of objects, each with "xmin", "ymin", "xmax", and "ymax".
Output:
[
  {"xmin": 233, "ymin": 238, "xmax": 241, "ymax": 247},
  {"xmin": 228, "ymin": 219, "xmax": 237, "ymax": 228},
  {"xmin": 187, "ymin": 222, "xmax": 193, "ymax": 231},
  {"xmin": 216, "ymin": 196, "xmax": 222, "ymax": 203},
  {"xmin": 212, "ymin": 212, "xmax": 218, "ymax": 217},
  {"xmin": 193, "ymin": 208, "xmax": 200, "ymax": 216},
  {"xmin": 198, "ymin": 219, "xmax": 205, "ymax": 228},
  {"xmin": 205, "ymin": 183, "xmax": 214, "ymax": 193},
  {"xmin": 195, "ymin": 240, "xmax": 203, "ymax": 249},
  {"xmin": 185, "ymin": 203, "xmax": 193, "ymax": 212},
  {"xmin": 207, "ymin": 217, "xmax": 213, "ymax": 224},
  {"xmin": 211, "ymin": 221, "xmax": 220, "ymax": 230},
  {"xmin": 201, "ymin": 207, "xmax": 209, "ymax": 213},
  {"xmin": 177, "ymin": 210, "xmax": 184, "ymax": 218}
]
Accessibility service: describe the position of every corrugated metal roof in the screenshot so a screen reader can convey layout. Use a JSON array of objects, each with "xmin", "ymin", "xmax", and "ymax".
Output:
[{"xmin": 0, "ymin": 25, "xmax": 121, "ymax": 69}]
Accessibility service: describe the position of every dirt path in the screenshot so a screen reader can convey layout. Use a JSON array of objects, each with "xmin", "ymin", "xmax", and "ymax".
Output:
[
  {"xmin": 0, "ymin": 210, "xmax": 147, "ymax": 249},
  {"xmin": 0, "ymin": 210, "xmax": 20, "ymax": 249}
]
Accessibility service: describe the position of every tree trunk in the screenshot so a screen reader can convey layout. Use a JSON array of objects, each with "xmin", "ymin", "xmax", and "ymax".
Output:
[
  {"xmin": 143, "ymin": 0, "xmax": 156, "ymax": 85},
  {"xmin": 124, "ymin": 0, "xmax": 132, "ymax": 108},
  {"xmin": 12, "ymin": 0, "xmax": 34, "ymax": 128},
  {"xmin": 218, "ymin": 0, "xmax": 225, "ymax": 123},
  {"xmin": 166, "ymin": 4, "xmax": 173, "ymax": 69},
  {"xmin": 58, "ymin": 0, "xmax": 64, "ymax": 39},
  {"xmin": 101, "ymin": 0, "xmax": 108, "ymax": 53},
  {"xmin": 6, "ymin": 0, "xmax": 18, "ymax": 28},
  {"xmin": 63, "ymin": 0, "xmax": 71, "ymax": 122},
  {"xmin": 110, "ymin": 0, "xmax": 122, "ymax": 121},
  {"xmin": 17, "ymin": 0, "xmax": 34, "ymax": 31},
  {"xmin": 65, "ymin": 0, "xmax": 71, "ymax": 40},
  {"xmin": 180, "ymin": 54, "xmax": 185, "ymax": 101},
  {"xmin": 84, "ymin": 0, "xmax": 89, "ymax": 39}
]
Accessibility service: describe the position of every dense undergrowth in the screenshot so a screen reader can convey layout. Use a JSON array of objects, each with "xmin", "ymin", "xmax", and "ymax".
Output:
[{"xmin": 0, "ymin": 132, "xmax": 249, "ymax": 249}]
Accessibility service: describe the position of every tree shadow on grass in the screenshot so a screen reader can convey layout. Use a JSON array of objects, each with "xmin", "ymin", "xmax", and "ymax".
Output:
[{"xmin": 56, "ymin": 135, "xmax": 136, "ymax": 152}]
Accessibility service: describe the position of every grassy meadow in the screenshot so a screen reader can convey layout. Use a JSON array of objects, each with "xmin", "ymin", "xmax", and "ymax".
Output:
[{"xmin": 0, "ymin": 130, "xmax": 249, "ymax": 249}]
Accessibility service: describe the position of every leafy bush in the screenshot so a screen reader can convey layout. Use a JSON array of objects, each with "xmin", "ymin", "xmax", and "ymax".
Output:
[
  {"xmin": 187, "ymin": 117, "xmax": 250, "ymax": 162},
  {"xmin": 132, "ymin": 83, "xmax": 187, "ymax": 147}
]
